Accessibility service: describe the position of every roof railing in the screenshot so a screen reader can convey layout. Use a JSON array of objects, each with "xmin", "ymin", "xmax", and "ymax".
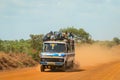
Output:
[{"xmin": 43, "ymin": 31, "xmax": 74, "ymax": 42}]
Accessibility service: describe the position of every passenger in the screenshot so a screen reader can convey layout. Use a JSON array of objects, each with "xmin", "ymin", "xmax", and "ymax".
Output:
[
  {"xmin": 43, "ymin": 31, "xmax": 53, "ymax": 41},
  {"xmin": 65, "ymin": 31, "xmax": 68, "ymax": 39},
  {"xmin": 49, "ymin": 31, "xmax": 53, "ymax": 35},
  {"xmin": 61, "ymin": 33, "xmax": 66, "ymax": 40},
  {"xmin": 43, "ymin": 35, "xmax": 50, "ymax": 41},
  {"xmin": 50, "ymin": 34, "xmax": 55, "ymax": 41},
  {"xmin": 68, "ymin": 32, "xmax": 74, "ymax": 39},
  {"xmin": 54, "ymin": 31, "xmax": 61, "ymax": 40}
]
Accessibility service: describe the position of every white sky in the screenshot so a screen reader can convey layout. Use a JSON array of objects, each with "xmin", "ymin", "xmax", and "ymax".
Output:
[{"xmin": 0, "ymin": 0, "xmax": 120, "ymax": 40}]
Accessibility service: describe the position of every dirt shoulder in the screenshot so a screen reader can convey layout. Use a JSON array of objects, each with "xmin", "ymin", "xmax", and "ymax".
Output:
[{"xmin": 0, "ymin": 52, "xmax": 37, "ymax": 71}]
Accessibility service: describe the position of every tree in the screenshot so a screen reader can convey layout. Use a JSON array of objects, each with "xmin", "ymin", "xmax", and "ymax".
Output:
[
  {"xmin": 30, "ymin": 34, "xmax": 43, "ymax": 61},
  {"xmin": 30, "ymin": 34, "xmax": 43, "ymax": 51},
  {"xmin": 113, "ymin": 37, "xmax": 120, "ymax": 45},
  {"xmin": 60, "ymin": 27, "xmax": 92, "ymax": 43}
]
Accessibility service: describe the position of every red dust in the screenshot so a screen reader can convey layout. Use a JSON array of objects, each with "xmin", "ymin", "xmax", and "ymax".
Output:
[{"xmin": 75, "ymin": 44, "xmax": 120, "ymax": 68}]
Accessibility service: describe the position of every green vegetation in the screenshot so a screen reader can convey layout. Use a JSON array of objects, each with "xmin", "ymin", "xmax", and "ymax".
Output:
[
  {"xmin": 113, "ymin": 37, "xmax": 120, "ymax": 45},
  {"xmin": 93, "ymin": 37, "xmax": 120, "ymax": 48},
  {"xmin": 60, "ymin": 27, "xmax": 92, "ymax": 43},
  {"xmin": 0, "ymin": 39, "xmax": 31, "ymax": 53},
  {"xmin": 0, "ymin": 27, "xmax": 120, "ymax": 61},
  {"xmin": 0, "ymin": 38, "xmax": 42, "ymax": 61},
  {"xmin": 29, "ymin": 34, "xmax": 43, "ymax": 61},
  {"xmin": 0, "ymin": 34, "xmax": 43, "ymax": 61}
]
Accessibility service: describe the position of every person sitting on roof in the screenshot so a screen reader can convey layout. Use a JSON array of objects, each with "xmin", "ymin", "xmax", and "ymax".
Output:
[
  {"xmin": 50, "ymin": 34, "xmax": 55, "ymax": 41},
  {"xmin": 43, "ymin": 31, "xmax": 53, "ymax": 41}
]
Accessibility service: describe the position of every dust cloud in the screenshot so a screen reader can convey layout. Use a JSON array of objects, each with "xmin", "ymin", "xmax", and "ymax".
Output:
[{"xmin": 75, "ymin": 44, "xmax": 120, "ymax": 68}]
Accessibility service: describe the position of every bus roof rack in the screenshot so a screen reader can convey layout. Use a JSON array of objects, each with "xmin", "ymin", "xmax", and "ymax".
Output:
[{"xmin": 43, "ymin": 31, "xmax": 74, "ymax": 42}]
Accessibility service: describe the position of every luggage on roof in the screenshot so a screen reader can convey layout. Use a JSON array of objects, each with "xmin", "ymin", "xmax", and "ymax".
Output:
[{"xmin": 43, "ymin": 31, "xmax": 74, "ymax": 41}]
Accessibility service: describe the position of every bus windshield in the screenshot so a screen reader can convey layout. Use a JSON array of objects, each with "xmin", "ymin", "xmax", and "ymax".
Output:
[{"xmin": 43, "ymin": 43, "xmax": 66, "ymax": 53}]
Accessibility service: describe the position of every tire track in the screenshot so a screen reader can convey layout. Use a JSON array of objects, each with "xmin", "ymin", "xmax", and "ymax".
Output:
[{"xmin": 0, "ymin": 61, "xmax": 120, "ymax": 80}]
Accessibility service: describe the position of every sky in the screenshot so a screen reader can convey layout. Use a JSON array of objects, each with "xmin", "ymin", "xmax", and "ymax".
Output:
[{"xmin": 0, "ymin": 0, "xmax": 120, "ymax": 40}]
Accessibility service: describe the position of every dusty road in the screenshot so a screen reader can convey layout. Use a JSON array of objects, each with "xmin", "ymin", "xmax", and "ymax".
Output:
[
  {"xmin": 0, "ymin": 61, "xmax": 120, "ymax": 80},
  {"xmin": 0, "ymin": 45, "xmax": 120, "ymax": 80}
]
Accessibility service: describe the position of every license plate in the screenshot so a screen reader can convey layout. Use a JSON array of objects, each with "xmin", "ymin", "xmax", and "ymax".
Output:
[{"xmin": 47, "ymin": 62, "xmax": 55, "ymax": 65}]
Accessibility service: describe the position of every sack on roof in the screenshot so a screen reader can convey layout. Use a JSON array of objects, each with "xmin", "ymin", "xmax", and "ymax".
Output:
[
  {"xmin": 43, "ymin": 31, "xmax": 53, "ymax": 41},
  {"xmin": 43, "ymin": 31, "xmax": 74, "ymax": 41}
]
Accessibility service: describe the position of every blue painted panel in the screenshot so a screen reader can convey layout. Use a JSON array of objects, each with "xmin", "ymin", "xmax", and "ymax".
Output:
[
  {"xmin": 41, "ymin": 52, "xmax": 66, "ymax": 57},
  {"xmin": 40, "ymin": 62, "xmax": 64, "ymax": 66}
]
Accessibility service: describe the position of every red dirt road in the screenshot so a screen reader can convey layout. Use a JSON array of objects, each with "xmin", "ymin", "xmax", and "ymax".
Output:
[
  {"xmin": 0, "ymin": 61, "xmax": 120, "ymax": 80},
  {"xmin": 0, "ymin": 45, "xmax": 120, "ymax": 80}
]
